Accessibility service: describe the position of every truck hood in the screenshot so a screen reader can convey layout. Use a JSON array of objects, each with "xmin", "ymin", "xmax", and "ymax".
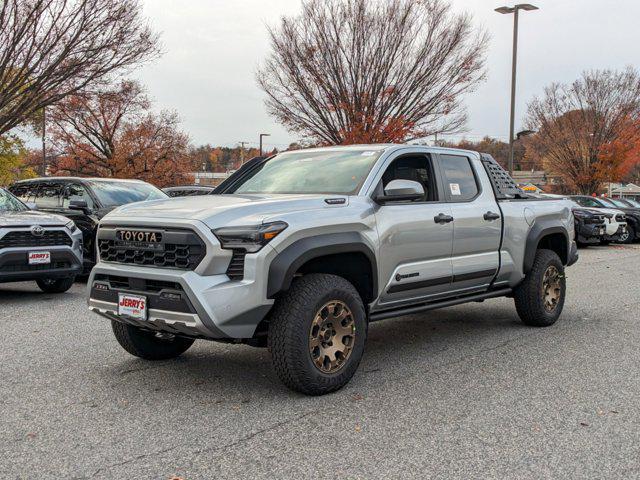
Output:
[
  {"xmin": 0, "ymin": 210, "xmax": 70, "ymax": 227},
  {"xmin": 105, "ymin": 194, "xmax": 349, "ymax": 226}
]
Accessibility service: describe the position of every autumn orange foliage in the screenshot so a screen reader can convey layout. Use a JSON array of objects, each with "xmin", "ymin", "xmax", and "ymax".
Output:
[{"xmin": 49, "ymin": 81, "xmax": 193, "ymax": 187}]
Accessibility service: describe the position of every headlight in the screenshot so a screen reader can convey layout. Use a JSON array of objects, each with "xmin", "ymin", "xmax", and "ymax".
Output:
[
  {"xmin": 573, "ymin": 210, "xmax": 590, "ymax": 219},
  {"xmin": 213, "ymin": 221, "xmax": 288, "ymax": 253},
  {"xmin": 65, "ymin": 220, "xmax": 77, "ymax": 233}
]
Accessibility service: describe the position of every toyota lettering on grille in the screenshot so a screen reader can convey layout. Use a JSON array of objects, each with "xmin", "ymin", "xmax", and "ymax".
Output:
[{"xmin": 115, "ymin": 229, "xmax": 164, "ymax": 251}]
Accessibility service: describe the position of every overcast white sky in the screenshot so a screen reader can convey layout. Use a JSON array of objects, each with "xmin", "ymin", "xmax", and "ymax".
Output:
[{"xmin": 134, "ymin": 0, "xmax": 640, "ymax": 150}]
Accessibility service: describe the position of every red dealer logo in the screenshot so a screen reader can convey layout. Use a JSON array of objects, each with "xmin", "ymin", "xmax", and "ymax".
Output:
[{"xmin": 119, "ymin": 298, "xmax": 146, "ymax": 309}]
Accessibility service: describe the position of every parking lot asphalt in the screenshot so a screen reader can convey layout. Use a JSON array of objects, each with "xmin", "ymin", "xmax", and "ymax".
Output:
[{"xmin": 2, "ymin": 244, "xmax": 640, "ymax": 479}]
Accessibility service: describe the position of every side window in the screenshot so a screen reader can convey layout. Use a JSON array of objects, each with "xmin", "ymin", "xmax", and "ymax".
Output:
[
  {"xmin": 9, "ymin": 184, "xmax": 35, "ymax": 202},
  {"xmin": 440, "ymin": 155, "xmax": 479, "ymax": 201},
  {"xmin": 62, "ymin": 183, "xmax": 95, "ymax": 209},
  {"xmin": 34, "ymin": 183, "xmax": 63, "ymax": 208},
  {"xmin": 381, "ymin": 155, "xmax": 437, "ymax": 202}
]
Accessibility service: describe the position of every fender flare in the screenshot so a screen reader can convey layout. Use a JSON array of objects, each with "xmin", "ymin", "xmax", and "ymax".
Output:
[
  {"xmin": 267, "ymin": 232, "xmax": 377, "ymax": 299},
  {"xmin": 523, "ymin": 221, "xmax": 570, "ymax": 273}
]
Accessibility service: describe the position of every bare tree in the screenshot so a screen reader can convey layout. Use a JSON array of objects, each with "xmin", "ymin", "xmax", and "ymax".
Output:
[
  {"xmin": 525, "ymin": 68, "xmax": 640, "ymax": 194},
  {"xmin": 0, "ymin": 0, "xmax": 161, "ymax": 135},
  {"xmin": 257, "ymin": 0, "xmax": 488, "ymax": 145}
]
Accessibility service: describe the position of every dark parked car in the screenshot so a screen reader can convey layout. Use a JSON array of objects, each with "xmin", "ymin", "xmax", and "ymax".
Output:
[
  {"xmin": 9, "ymin": 178, "xmax": 167, "ymax": 271},
  {"xmin": 573, "ymin": 195, "xmax": 640, "ymax": 244},
  {"xmin": 570, "ymin": 203, "xmax": 608, "ymax": 246},
  {"xmin": 163, "ymin": 185, "xmax": 216, "ymax": 197}
]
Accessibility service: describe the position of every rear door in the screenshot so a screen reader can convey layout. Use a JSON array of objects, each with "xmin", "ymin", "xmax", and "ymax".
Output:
[{"xmin": 437, "ymin": 153, "xmax": 502, "ymax": 293}]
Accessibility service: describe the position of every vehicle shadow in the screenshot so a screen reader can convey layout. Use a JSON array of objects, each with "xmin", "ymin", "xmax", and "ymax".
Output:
[{"xmin": 106, "ymin": 300, "xmax": 524, "ymax": 400}]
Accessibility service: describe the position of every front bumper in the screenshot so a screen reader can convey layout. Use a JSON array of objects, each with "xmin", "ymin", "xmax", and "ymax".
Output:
[
  {"xmin": 576, "ymin": 222, "xmax": 606, "ymax": 244},
  {"xmin": 0, "ymin": 228, "xmax": 83, "ymax": 283},
  {"xmin": 87, "ymin": 218, "xmax": 277, "ymax": 340},
  {"xmin": 604, "ymin": 224, "xmax": 627, "ymax": 242}
]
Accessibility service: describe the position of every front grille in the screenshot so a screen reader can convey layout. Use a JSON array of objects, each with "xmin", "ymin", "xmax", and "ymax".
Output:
[
  {"xmin": 0, "ymin": 230, "xmax": 72, "ymax": 249},
  {"xmin": 226, "ymin": 250, "xmax": 246, "ymax": 280},
  {"xmin": 97, "ymin": 228, "xmax": 206, "ymax": 270},
  {"xmin": 585, "ymin": 216, "xmax": 605, "ymax": 224},
  {"xmin": 616, "ymin": 214, "xmax": 626, "ymax": 222}
]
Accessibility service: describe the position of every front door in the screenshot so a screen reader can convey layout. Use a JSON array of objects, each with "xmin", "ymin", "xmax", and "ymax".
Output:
[{"xmin": 374, "ymin": 152, "xmax": 454, "ymax": 307}]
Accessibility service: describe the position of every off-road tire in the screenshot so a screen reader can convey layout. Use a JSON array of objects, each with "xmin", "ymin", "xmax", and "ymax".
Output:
[
  {"xmin": 619, "ymin": 224, "xmax": 635, "ymax": 244},
  {"xmin": 514, "ymin": 249, "xmax": 566, "ymax": 327},
  {"xmin": 111, "ymin": 320, "xmax": 195, "ymax": 360},
  {"xmin": 268, "ymin": 274, "xmax": 367, "ymax": 395},
  {"xmin": 36, "ymin": 276, "xmax": 75, "ymax": 293}
]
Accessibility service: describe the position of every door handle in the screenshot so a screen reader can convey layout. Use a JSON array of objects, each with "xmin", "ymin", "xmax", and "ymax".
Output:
[
  {"xmin": 483, "ymin": 211, "xmax": 500, "ymax": 221},
  {"xmin": 434, "ymin": 213, "xmax": 454, "ymax": 224}
]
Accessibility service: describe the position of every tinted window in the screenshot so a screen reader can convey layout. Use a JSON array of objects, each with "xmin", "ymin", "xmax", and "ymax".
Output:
[
  {"xmin": 88, "ymin": 181, "xmax": 167, "ymax": 207},
  {"xmin": 34, "ymin": 182, "xmax": 64, "ymax": 208},
  {"xmin": 440, "ymin": 155, "xmax": 479, "ymax": 201},
  {"xmin": 62, "ymin": 183, "xmax": 95, "ymax": 209},
  {"xmin": 381, "ymin": 155, "xmax": 437, "ymax": 202},
  {"xmin": 10, "ymin": 183, "xmax": 40, "ymax": 203}
]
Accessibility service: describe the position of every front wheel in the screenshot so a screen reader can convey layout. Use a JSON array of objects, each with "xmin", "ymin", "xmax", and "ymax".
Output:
[
  {"xmin": 36, "ymin": 276, "xmax": 75, "ymax": 293},
  {"xmin": 111, "ymin": 321, "xmax": 195, "ymax": 360},
  {"xmin": 514, "ymin": 249, "xmax": 566, "ymax": 327},
  {"xmin": 618, "ymin": 224, "xmax": 635, "ymax": 244},
  {"xmin": 268, "ymin": 274, "xmax": 367, "ymax": 395}
]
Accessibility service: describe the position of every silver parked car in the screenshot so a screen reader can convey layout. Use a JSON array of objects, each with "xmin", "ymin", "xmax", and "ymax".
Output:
[
  {"xmin": 0, "ymin": 188, "xmax": 83, "ymax": 292},
  {"xmin": 87, "ymin": 145, "xmax": 577, "ymax": 394}
]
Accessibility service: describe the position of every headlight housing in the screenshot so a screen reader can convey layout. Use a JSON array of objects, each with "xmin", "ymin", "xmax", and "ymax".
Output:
[
  {"xmin": 213, "ymin": 221, "xmax": 288, "ymax": 253},
  {"xmin": 65, "ymin": 220, "xmax": 77, "ymax": 233}
]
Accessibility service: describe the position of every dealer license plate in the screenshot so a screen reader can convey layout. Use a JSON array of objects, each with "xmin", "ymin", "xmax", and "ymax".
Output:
[
  {"xmin": 118, "ymin": 294, "xmax": 148, "ymax": 320},
  {"xmin": 28, "ymin": 251, "xmax": 50, "ymax": 265}
]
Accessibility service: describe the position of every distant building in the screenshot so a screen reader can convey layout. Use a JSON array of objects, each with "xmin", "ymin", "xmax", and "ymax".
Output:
[
  {"xmin": 192, "ymin": 171, "xmax": 231, "ymax": 187},
  {"xmin": 609, "ymin": 183, "xmax": 640, "ymax": 199}
]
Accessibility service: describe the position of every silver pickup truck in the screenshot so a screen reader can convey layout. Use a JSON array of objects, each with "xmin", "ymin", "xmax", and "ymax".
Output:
[{"xmin": 87, "ymin": 145, "xmax": 578, "ymax": 395}]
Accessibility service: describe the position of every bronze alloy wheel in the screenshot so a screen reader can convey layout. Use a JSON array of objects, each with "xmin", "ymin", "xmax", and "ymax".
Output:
[
  {"xmin": 309, "ymin": 300, "xmax": 356, "ymax": 373},
  {"xmin": 542, "ymin": 265, "xmax": 562, "ymax": 312}
]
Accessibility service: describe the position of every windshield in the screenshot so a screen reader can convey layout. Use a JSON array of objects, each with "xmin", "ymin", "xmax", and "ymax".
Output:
[
  {"xmin": 0, "ymin": 188, "xmax": 27, "ymax": 212},
  {"xmin": 573, "ymin": 196, "xmax": 602, "ymax": 208},
  {"xmin": 88, "ymin": 181, "xmax": 167, "ymax": 208},
  {"xmin": 608, "ymin": 198, "xmax": 630, "ymax": 208},
  {"xmin": 597, "ymin": 197, "xmax": 618, "ymax": 208},
  {"xmin": 625, "ymin": 198, "xmax": 640, "ymax": 207},
  {"xmin": 232, "ymin": 149, "xmax": 383, "ymax": 195}
]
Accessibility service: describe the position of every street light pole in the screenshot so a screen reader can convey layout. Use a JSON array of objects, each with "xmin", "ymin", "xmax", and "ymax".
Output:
[
  {"xmin": 495, "ymin": 4, "xmax": 538, "ymax": 175},
  {"xmin": 259, "ymin": 133, "xmax": 271, "ymax": 156}
]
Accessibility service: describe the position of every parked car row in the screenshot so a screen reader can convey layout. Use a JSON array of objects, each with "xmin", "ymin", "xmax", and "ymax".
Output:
[{"xmin": 1, "ymin": 168, "xmax": 638, "ymax": 296}]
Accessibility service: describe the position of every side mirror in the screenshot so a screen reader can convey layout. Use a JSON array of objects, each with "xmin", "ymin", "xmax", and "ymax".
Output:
[
  {"xmin": 69, "ymin": 199, "xmax": 91, "ymax": 213},
  {"xmin": 376, "ymin": 179, "xmax": 424, "ymax": 203},
  {"xmin": 25, "ymin": 202, "xmax": 37, "ymax": 210}
]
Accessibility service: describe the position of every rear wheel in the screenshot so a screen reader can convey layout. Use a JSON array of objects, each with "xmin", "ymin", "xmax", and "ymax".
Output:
[
  {"xmin": 514, "ymin": 249, "xmax": 566, "ymax": 327},
  {"xmin": 111, "ymin": 321, "xmax": 195, "ymax": 360},
  {"xmin": 268, "ymin": 274, "xmax": 367, "ymax": 395},
  {"xmin": 36, "ymin": 276, "xmax": 75, "ymax": 293}
]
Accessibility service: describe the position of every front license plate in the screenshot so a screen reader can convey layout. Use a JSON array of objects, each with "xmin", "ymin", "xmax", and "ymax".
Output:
[
  {"xmin": 28, "ymin": 251, "xmax": 50, "ymax": 265},
  {"xmin": 118, "ymin": 294, "xmax": 147, "ymax": 320}
]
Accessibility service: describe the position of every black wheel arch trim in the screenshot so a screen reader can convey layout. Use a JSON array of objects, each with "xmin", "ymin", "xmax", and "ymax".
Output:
[
  {"xmin": 267, "ymin": 232, "xmax": 378, "ymax": 299},
  {"xmin": 523, "ymin": 221, "xmax": 571, "ymax": 273}
]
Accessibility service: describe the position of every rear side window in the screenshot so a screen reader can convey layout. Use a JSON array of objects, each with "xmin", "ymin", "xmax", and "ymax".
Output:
[
  {"xmin": 34, "ymin": 183, "xmax": 64, "ymax": 208},
  {"xmin": 440, "ymin": 155, "xmax": 479, "ymax": 201}
]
